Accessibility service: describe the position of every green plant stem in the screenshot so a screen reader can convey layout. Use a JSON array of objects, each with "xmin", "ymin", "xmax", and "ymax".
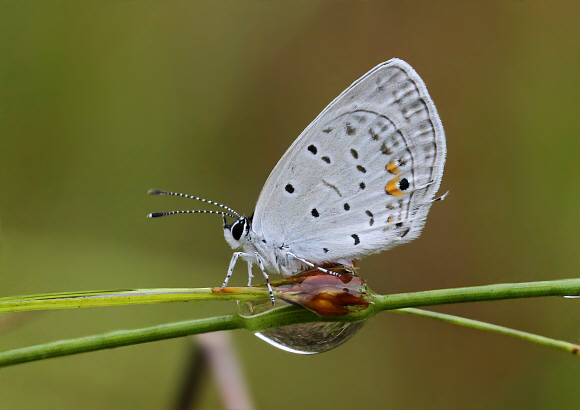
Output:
[
  {"xmin": 0, "ymin": 278, "xmax": 579, "ymax": 367},
  {"xmin": 0, "ymin": 288, "xmax": 268, "ymax": 314},
  {"xmin": 1, "ymin": 303, "xmax": 578, "ymax": 368},
  {"xmin": 0, "ymin": 315, "xmax": 240, "ymax": 367},
  {"xmin": 368, "ymin": 278, "xmax": 580, "ymax": 314},
  {"xmin": 1, "ymin": 279, "xmax": 579, "ymax": 314},
  {"xmin": 395, "ymin": 308, "xmax": 580, "ymax": 355}
]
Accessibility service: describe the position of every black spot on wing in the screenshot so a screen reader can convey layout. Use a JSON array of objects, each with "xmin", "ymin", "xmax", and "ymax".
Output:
[
  {"xmin": 351, "ymin": 234, "xmax": 360, "ymax": 245},
  {"xmin": 366, "ymin": 210, "xmax": 374, "ymax": 226},
  {"xmin": 381, "ymin": 141, "xmax": 391, "ymax": 155},
  {"xmin": 346, "ymin": 122, "xmax": 356, "ymax": 135}
]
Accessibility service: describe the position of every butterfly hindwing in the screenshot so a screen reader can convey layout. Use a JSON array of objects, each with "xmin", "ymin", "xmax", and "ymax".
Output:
[{"xmin": 252, "ymin": 59, "xmax": 446, "ymax": 264}]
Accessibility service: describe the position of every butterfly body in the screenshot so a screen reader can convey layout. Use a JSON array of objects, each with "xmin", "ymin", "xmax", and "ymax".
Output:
[{"xmin": 223, "ymin": 216, "xmax": 316, "ymax": 277}]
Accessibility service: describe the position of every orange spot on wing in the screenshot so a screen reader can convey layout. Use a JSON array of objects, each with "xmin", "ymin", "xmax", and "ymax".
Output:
[
  {"xmin": 386, "ymin": 177, "xmax": 404, "ymax": 196},
  {"xmin": 386, "ymin": 161, "xmax": 399, "ymax": 175}
]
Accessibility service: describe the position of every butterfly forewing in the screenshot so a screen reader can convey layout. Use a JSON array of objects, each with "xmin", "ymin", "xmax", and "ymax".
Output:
[{"xmin": 252, "ymin": 59, "xmax": 446, "ymax": 264}]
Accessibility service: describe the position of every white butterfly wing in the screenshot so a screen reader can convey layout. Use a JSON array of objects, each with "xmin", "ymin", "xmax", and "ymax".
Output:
[{"xmin": 252, "ymin": 59, "xmax": 446, "ymax": 263}]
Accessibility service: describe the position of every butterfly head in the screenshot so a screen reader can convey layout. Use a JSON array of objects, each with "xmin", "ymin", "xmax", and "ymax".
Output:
[{"xmin": 223, "ymin": 215, "xmax": 251, "ymax": 249}]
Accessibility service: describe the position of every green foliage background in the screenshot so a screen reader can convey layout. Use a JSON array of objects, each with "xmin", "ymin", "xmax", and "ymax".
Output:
[{"xmin": 1, "ymin": 1, "xmax": 579, "ymax": 409}]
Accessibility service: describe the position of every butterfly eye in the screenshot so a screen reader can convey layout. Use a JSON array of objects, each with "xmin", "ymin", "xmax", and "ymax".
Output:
[{"xmin": 231, "ymin": 219, "xmax": 246, "ymax": 241}]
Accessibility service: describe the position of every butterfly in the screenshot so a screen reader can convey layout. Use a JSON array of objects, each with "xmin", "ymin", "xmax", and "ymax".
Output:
[{"xmin": 148, "ymin": 58, "xmax": 446, "ymax": 304}]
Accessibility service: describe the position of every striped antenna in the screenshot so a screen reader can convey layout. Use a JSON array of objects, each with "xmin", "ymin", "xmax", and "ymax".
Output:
[
  {"xmin": 147, "ymin": 189, "xmax": 240, "ymax": 217},
  {"xmin": 147, "ymin": 209, "xmax": 238, "ymax": 219}
]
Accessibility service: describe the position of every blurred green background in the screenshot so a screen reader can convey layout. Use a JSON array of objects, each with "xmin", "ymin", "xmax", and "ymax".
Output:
[{"xmin": 1, "ymin": 1, "xmax": 579, "ymax": 409}]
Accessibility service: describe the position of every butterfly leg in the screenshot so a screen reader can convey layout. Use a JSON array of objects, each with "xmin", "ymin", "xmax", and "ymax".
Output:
[
  {"xmin": 246, "ymin": 260, "xmax": 254, "ymax": 286},
  {"xmin": 286, "ymin": 251, "xmax": 341, "ymax": 278},
  {"xmin": 222, "ymin": 251, "xmax": 244, "ymax": 288},
  {"xmin": 254, "ymin": 252, "xmax": 275, "ymax": 305}
]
